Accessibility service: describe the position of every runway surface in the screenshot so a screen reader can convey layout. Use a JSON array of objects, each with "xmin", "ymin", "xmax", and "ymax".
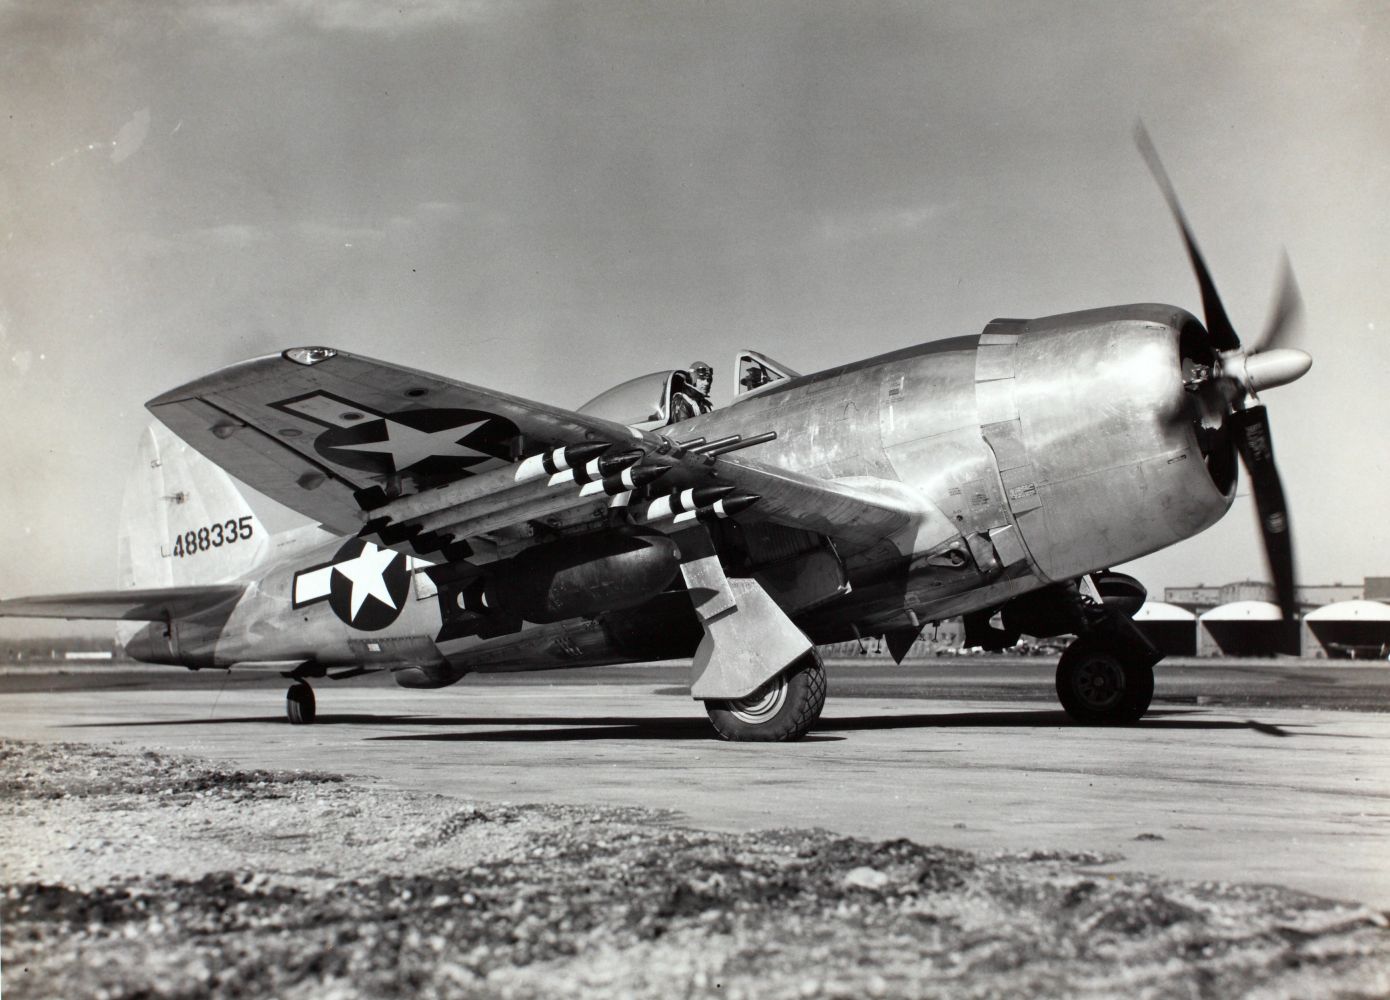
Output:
[{"xmin": 3, "ymin": 657, "xmax": 1388, "ymax": 908}]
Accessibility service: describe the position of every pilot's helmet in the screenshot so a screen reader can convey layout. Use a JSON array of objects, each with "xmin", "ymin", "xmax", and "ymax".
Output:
[{"xmin": 686, "ymin": 364, "xmax": 711, "ymax": 394}]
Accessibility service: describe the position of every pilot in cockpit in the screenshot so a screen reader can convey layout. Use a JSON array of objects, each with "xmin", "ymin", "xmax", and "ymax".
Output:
[{"xmin": 669, "ymin": 360, "xmax": 714, "ymax": 423}]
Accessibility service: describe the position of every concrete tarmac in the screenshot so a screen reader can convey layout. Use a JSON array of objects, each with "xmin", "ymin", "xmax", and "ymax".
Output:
[{"xmin": 3, "ymin": 662, "xmax": 1389, "ymax": 909}]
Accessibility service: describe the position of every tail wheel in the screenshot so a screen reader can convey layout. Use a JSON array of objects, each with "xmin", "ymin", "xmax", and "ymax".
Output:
[
  {"xmin": 286, "ymin": 681, "xmax": 316, "ymax": 725},
  {"xmin": 704, "ymin": 649, "xmax": 827, "ymax": 742},
  {"xmin": 1055, "ymin": 635, "xmax": 1153, "ymax": 725}
]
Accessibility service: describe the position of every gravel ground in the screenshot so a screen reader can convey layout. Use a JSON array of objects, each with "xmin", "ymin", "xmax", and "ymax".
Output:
[{"xmin": 3, "ymin": 739, "xmax": 1389, "ymax": 999}]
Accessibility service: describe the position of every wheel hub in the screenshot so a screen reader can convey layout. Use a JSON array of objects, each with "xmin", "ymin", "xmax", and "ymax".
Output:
[
  {"xmin": 1073, "ymin": 657, "xmax": 1125, "ymax": 710},
  {"xmin": 726, "ymin": 676, "xmax": 788, "ymax": 724}
]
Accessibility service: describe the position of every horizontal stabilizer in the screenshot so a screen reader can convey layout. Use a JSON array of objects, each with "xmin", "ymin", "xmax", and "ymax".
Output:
[{"xmin": 0, "ymin": 584, "xmax": 244, "ymax": 622}]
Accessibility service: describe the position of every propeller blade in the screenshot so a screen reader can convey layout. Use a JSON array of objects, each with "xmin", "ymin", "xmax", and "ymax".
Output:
[
  {"xmin": 1254, "ymin": 252, "xmax": 1303, "ymax": 353},
  {"xmin": 1231, "ymin": 405, "xmax": 1298, "ymax": 620},
  {"xmin": 1135, "ymin": 123, "xmax": 1242, "ymax": 352}
]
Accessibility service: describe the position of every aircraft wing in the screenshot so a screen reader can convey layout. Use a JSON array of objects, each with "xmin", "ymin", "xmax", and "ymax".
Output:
[
  {"xmin": 147, "ymin": 348, "xmax": 650, "ymax": 536},
  {"xmin": 147, "ymin": 348, "xmax": 936, "ymax": 557},
  {"xmin": 654, "ymin": 452, "xmax": 927, "ymax": 551},
  {"xmin": 0, "ymin": 585, "xmax": 245, "ymax": 621}
]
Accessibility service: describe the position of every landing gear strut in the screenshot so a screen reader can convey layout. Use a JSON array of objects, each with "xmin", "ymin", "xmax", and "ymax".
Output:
[
  {"xmin": 704, "ymin": 648, "xmax": 827, "ymax": 742},
  {"xmin": 286, "ymin": 680, "xmax": 316, "ymax": 725}
]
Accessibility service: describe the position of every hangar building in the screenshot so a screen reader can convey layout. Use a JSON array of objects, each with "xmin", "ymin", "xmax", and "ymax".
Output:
[
  {"xmin": 1162, "ymin": 577, "xmax": 1390, "ymax": 658},
  {"xmin": 1132, "ymin": 601, "xmax": 1197, "ymax": 656}
]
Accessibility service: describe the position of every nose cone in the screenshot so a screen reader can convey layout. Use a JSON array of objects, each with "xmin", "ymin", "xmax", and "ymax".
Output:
[{"xmin": 1242, "ymin": 349, "xmax": 1312, "ymax": 393}]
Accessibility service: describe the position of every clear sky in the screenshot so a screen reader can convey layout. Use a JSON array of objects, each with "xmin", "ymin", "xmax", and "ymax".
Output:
[{"xmin": 2, "ymin": 1, "xmax": 1387, "ymax": 610}]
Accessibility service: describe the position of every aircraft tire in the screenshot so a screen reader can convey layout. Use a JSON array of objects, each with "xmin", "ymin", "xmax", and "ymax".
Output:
[
  {"xmin": 286, "ymin": 681, "xmax": 316, "ymax": 725},
  {"xmin": 704, "ymin": 649, "xmax": 827, "ymax": 742},
  {"xmin": 1055, "ymin": 635, "xmax": 1153, "ymax": 725}
]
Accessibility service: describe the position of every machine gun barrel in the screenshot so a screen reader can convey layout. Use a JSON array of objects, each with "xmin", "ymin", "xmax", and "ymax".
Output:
[{"xmin": 703, "ymin": 430, "xmax": 777, "ymax": 457}]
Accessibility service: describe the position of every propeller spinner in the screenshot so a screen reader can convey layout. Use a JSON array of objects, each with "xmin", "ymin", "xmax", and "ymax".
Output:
[{"xmin": 1136, "ymin": 124, "xmax": 1312, "ymax": 621}]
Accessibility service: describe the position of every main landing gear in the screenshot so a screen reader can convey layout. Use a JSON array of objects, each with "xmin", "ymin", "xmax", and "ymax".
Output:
[
  {"xmin": 286, "ymin": 680, "xmax": 316, "ymax": 725},
  {"xmin": 1002, "ymin": 577, "xmax": 1161, "ymax": 726},
  {"xmin": 704, "ymin": 648, "xmax": 827, "ymax": 742},
  {"xmin": 1055, "ymin": 633, "xmax": 1154, "ymax": 724}
]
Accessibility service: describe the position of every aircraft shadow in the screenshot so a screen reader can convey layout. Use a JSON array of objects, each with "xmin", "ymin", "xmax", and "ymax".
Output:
[
  {"xmin": 370, "ymin": 721, "xmax": 846, "ymax": 743},
  {"xmin": 816, "ymin": 710, "xmax": 1301, "ymax": 738},
  {"xmin": 65, "ymin": 708, "xmax": 1303, "ymax": 741}
]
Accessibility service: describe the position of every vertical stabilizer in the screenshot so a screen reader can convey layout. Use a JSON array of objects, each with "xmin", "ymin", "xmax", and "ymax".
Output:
[{"xmin": 117, "ymin": 422, "xmax": 269, "ymax": 589}]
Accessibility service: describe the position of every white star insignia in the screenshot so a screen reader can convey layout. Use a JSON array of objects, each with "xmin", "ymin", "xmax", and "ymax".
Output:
[
  {"xmin": 332, "ymin": 542, "xmax": 401, "ymax": 620},
  {"xmin": 335, "ymin": 418, "xmax": 494, "ymax": 472}
]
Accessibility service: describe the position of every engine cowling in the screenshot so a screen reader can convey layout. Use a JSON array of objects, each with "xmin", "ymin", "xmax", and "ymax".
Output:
[{"xmin": 981, "ymin": 306, "xmax": 1235, "ymax": 583}]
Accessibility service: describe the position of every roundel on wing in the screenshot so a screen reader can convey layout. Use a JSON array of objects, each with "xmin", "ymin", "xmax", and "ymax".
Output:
[
  {"xmin": 314, "ymin": 408, "xmax": 519, "ymax": 478},
  {"xmin": 326, "ymin": 537, "xmax": 412, "ymax": 632}
]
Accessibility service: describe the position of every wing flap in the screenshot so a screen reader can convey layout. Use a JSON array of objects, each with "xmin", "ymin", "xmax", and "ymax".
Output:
[{"xmin": 0, "ymin": 585, "xmax": 245, "ymax": 622}]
